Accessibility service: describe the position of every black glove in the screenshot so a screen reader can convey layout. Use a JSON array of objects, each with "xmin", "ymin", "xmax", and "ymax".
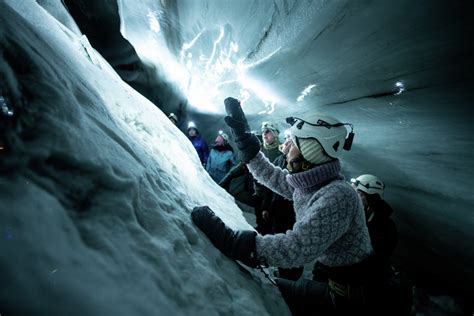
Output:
[
  {"xmin": 224, "ymin": 97, "xmax": 260, "ymax": 163},
  {"xmin": 191, "ymin": 205, "xmax": 258, "ymax": 268}
]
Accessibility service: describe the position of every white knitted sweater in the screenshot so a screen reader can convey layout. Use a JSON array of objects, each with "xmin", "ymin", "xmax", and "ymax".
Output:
[{"xmin": 247, "ymin": 152, "xmax": 373, "ymax": 268}]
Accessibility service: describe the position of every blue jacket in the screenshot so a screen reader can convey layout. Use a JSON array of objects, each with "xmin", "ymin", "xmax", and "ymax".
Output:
[
  {"xmin": 206, "ymin": 145, "xmax": 235, "ymax": 183},
  {"xmin": 188, "ymin": 135, "xmax": 209, "ymax": 165}
]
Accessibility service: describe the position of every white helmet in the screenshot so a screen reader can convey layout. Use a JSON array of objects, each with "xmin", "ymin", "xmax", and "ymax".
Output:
[
  {"xmin": 286, "ymin": 114, "xmax": 354, "ymax": 158},
  {"xmin": 351, "ymin": 174, "xmax": 385, "ymax": 197},
  {"xmin": 187, "ymin": 121, "xmax": 198, "ymax": 131}
]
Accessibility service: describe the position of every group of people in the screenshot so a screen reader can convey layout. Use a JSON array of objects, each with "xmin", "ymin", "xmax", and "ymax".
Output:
[
  {"xmin": 167, "ymin": 112, "xmax": 236, "ymax": 184},
  {"xmin": 189, "ymin": 98, "xmax": 412, "ymax": 315}
]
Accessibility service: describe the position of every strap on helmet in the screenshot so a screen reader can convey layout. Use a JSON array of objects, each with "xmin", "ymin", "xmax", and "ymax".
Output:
[{"xmin": 286, "ymin": 117, "xmax": 355, "ymax": 151}]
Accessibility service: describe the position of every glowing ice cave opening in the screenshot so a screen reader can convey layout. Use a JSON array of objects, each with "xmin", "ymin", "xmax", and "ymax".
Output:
[{"xmin": 131, "ymin": 17, "xmax": 286, "ymax": 115}]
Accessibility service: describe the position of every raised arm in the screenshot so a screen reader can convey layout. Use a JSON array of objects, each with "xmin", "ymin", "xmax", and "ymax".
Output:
[
  {"xmin": 247, "ymin": 152, "xmax": 294, "ymax": 200},
  {"xmin": 223, "ymin": 96, "xmax": 294, "ymax": 199}
]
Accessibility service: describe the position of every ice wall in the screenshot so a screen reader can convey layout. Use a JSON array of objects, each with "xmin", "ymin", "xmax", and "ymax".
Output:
[{"xmin": 0, "ymin": 1, "xmax": 289, "ymax": 315}]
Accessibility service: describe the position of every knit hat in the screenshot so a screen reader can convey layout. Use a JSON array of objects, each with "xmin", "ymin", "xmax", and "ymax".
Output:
[
  {"xmin": 295, "ymin": 138, "xmax": 332, "ymax": 165},
  {"xmin": 261, "ymin": 121, "xmax": 279, "ymax": 136},
  {"xmin": 261, "ymin": 122, "xmax": 280, "ymax": 149}
]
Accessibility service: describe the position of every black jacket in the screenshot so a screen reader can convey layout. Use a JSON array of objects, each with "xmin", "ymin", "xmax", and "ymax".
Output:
[
  {"xmin": 265, "ymin": 154, "xmax": 296, "ymax": 233},
  {"xmin": 367, "ymin": 199, "xmax": 398, "ymax": 260}
]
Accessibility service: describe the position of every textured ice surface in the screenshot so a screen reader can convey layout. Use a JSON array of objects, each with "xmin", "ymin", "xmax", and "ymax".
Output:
[{"xmin": 0, "ymin": 1, "xmax": 289, "ymax": 315}]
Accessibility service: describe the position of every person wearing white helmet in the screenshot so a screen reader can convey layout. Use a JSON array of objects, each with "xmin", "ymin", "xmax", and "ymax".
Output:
[
  {"xmin": 283, "ymin": 114, "xmax": 354, "ymax": 172},
  {"xmin": 313, "ymin": 174, "xmax": 399, "ymax": 281},
  {"xmin": 350, "ymin": 175, "xmax": 411, "ymax": 314},
  {"xmin": 351, "ymin": 175, "xmax": 398, "ymax": 261},
  {"xmin": 190, "ymin": 97, "xmax": 408, "ymax": 314},
  {"xmin": 260, "ymin": 121, "xmax": 281, "ymax": 159}
]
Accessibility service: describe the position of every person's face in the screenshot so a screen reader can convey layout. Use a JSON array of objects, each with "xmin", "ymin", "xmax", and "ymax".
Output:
[
  {"xmin": 281, "ymin": 138, "xmax": 292, "ymax": 155},
  {"xmin": 215, "ymin": 135, "xmax": 225, "ymax": 146},
  {"xmin": 188, "ymin": 128, "xmax": 197, "ymax": 137},
  {"xmin": 286, "ymin": 140, "xmax": 301, "ymax": 162},
  {"xmin": 286, "ymin": 140, "xmax": 303, "ymax": 172},
  {"xmin": 262, "ymin": 129, "xmax": 275, "ymax": 145}
]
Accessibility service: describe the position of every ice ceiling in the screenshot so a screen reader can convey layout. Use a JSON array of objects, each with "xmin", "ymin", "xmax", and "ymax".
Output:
[
  {"xmin": 120, "ymin": 0, "xmax": 471, "ymax": 119},
  {"xmin": 1, "ymin": 0, "xmax": 473, "ymax": 313}
]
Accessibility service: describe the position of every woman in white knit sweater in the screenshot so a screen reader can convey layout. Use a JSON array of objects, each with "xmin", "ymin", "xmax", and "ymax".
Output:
[{"xmin": 191, "ymin": 98, "xmax": 399, "ymax": 315}]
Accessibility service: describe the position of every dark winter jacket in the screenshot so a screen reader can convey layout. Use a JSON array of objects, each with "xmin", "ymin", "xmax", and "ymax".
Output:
[
  {"xmin": 188, "ymin": 134, "xmax": 209, "ymax": 166},
  {"xmin": 366, "ymin": 199, "xmax": 398, "ymax": 260},
  {"xmin": 261, "ymin": 144, "xmax": 282, "ymax": 163},
  {"xmin": 218, "ymin": 162, "xmax": 255, "ymax": 206},
  {"xmin": 268, "ymin": 154, "xmax": 296, "ymax": 233},
  {"xmin": 206, "ymin": 144, "xmax": 235, "ymax": 183},
  {"xmin": 254, "ymin": 144, "xmax": 281, "ymax": 198}
]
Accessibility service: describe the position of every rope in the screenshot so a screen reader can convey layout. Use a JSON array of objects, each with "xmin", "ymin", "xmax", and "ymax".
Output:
[{"xmin": 257, "ymin": 264, "xmax": 277, "ymax": 286}]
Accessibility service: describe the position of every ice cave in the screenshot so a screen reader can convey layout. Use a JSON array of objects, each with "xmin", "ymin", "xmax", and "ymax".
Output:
[{"xmin": 0, "ymin": 0, "xmax": 472, "ymax": 315}]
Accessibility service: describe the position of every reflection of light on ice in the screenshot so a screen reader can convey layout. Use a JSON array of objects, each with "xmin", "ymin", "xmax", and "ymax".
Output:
[
  {"xmin": 229, "ymin": 42, "xmax": 239, "ymax": 54},
  {"xmin": 182, "ymin": 30, "xmax": 205, "ymax": 51},
  {"xmin": 258, "ymin": 101, "xmax": 276, "ymax": 115},
  {"xmin": 119, "ymin": 3, "xmax": 285, "ymax": 114},
  {"xmin": 239, "ymin": 89, "xmax": 251, "ymax": 103},
  {"xmin": 239, "ymin": 75, "xmax": 277, "ymax": 114},
  {"xmin": 206, "ymin": 26, "xmax": 225, "ymax": 70},
  {"xmin": 186, "ymin": 53, "xmax": 193, "ymax": 70},
  {"xmin": 394, "ymin": 81, "xmax": 405, "ymax": 95},
  {"xmin": 165, "ymin": 26, "xmax": 284, "ymax": 113},
  {"xmin": 296, "ymin": 84, "xmax": 317, "ymax": 103},
  {"xmin": 146, "ymin": 11, "xmax": 161, "ymax": 33},
  {"xmin": 1, "ymin": 95, "xmax": 14, "ymax": 117},
  {"xmin": 240, "ymin": 47, "xmax": 281, "ymax": 70}
]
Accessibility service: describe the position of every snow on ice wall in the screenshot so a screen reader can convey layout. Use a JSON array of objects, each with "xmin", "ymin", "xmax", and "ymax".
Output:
[{"xmin": 0, "ymin": 2, "xmax": 289, "ymax": 315}]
